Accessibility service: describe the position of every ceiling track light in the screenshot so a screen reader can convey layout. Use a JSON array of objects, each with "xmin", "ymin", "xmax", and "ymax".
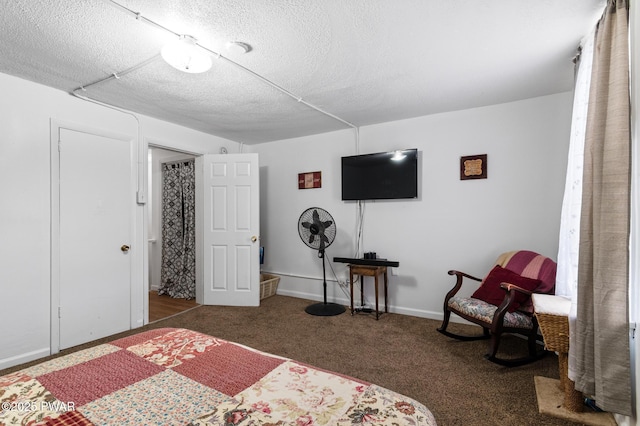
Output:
[
  {"xmin": 102, "ymin": 0, "xmax": 358, "ymax": 130},
  {"xmin": 161, "ymin": 35, "xmax": 212, "ymax": 74}
]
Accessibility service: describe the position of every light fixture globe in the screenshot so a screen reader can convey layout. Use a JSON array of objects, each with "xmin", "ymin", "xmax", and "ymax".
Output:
[{"xmin": 161, "ymin": 35, "xmax": 212, "ymax": 74}]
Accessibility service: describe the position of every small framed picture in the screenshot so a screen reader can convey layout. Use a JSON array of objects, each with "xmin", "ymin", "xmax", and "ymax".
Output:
[
  {"xmin": 298, "ymin": 171, "xmax": 322, "ymax": 189},
  {"xmin": 460, "ymin": 154, "xmax": 487, "ymax": 180}
]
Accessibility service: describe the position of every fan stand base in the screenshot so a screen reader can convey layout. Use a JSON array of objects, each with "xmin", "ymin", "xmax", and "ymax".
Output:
[{"xmin": 305, "ymin": 302, "xmax": 346, "ymax": 316}]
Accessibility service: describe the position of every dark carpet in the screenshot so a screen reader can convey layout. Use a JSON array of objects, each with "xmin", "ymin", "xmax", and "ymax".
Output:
[{"xmin": 2, "ymin": 295, "xmax": 580, "ymax": 425}]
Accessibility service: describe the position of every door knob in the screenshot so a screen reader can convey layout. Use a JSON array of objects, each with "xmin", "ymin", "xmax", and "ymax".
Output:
[
  {"xmin": 251, "ymin": 236, "xmax": 258, "ymax": 243},
  {"xmin": 121, "ymin": 244, "xmax": 130, "ymax": 253}
]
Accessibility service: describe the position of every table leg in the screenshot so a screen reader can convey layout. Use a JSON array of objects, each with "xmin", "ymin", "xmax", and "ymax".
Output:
[
  {"xmin": 374, "ymin": 273, "xmax": 380, "ymax": 320},
  {"xmin": 384, "ymin": 270, "xmax": 389, "ymax": 313},
  {"xmin": 350, "ymin": 268, "xmax": 354, "ymax": 315}
]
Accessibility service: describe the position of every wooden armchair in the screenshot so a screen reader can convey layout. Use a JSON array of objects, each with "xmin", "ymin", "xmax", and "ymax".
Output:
[{"xmin": 437, "ymin": 250, "xmax": 557, "ymax": 367}]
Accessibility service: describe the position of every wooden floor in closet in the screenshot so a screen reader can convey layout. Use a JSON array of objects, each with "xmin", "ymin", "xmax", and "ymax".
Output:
[{"xmin": 149, "ymin": 291, "xmax": 199, "ymax": 322}]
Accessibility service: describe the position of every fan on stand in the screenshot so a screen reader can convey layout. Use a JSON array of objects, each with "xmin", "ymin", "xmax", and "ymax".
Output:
[{"xmin": 298, "ymin": 207, "xmax": 346, "ymax": 316}]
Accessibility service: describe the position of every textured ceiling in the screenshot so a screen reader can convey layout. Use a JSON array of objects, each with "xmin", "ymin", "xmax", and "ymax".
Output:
[{"xmin": 0, "ymin": 0, "xmax": 606, "ymax": 144}]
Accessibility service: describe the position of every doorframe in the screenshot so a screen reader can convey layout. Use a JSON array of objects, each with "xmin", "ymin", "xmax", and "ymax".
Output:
[
  {"xmin": 50, "ymin": 119, "xmax": 139, "ymax": 354},
  {"xmin": 144, "ymin": 140, "xmax": 203, "ymax": 324}
]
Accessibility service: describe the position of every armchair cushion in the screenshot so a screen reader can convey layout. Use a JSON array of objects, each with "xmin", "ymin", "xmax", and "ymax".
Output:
[
  {"xmin": 448, "ymin": 296, "xmax": 534, "ymax": 329},
  {"xmin": 471, "ymin": 265, "xmax": 541, "ymax": 312}
]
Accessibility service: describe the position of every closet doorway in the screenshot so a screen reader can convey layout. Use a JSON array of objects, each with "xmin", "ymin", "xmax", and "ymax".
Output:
[{"xmin": 148, "ymin": 146, "xmax": 200, "ymax": 322}]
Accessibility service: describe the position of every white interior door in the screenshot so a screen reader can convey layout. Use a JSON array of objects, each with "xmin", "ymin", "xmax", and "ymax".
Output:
[
  {"xmin": 196, "ymin": 153, "xmax": 260, "ymax": 306},
  {"xmin": 57, "ymin": 128, "xmax": 132, "ymax": 349}
]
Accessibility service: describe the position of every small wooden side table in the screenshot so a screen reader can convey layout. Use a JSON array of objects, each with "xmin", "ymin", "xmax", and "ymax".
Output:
[{"xmin": 348, "ymin": 264, "xmax": 388, "ymax": 320}]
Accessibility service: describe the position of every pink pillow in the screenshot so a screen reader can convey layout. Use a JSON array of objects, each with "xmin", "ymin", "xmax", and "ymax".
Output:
[{"xmin": 471, "ymin": 265, "xmax": 541, "ymax": 312}]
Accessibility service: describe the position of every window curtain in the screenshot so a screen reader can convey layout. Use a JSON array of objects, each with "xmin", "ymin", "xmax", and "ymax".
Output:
[
  {"xmin": 569, "ymin": 0, "xmax": 632, "ymax": 416},
  {"xmin": 158, "ymin": 160, "xmax": 196, "ymax": 300},
  {"xmin": 556, "ymin": 28, "xmax": 594, "ymax": 402},
  {"xmin": 556, "ymin": 29, "xmax": 595, "ymax": 301}
]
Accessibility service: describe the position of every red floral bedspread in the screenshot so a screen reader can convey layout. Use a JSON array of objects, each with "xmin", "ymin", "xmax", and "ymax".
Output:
[{"xmin": 1, "ymin": 328, "xmax": 436, "ymax": 425}]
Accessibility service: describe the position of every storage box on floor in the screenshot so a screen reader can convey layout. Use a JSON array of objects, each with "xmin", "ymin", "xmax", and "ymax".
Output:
[{"xmin": 260, "ymin": 273, "xmax": 280, "ymax": 299}]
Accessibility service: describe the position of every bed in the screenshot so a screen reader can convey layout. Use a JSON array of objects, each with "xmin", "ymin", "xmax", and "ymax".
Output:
[{"xmin": 1, "ymin": 328, "xmax": 436, "ymax": 425}]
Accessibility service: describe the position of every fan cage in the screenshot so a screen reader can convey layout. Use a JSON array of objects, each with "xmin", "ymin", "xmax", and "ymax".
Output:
[{"xmin": 298, "ymin": 207, "xmax": 336, "ymax": 251}]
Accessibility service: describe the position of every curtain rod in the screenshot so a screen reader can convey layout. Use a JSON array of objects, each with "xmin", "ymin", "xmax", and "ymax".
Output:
[{"xmin": 162, "ymin": 159, "xmax": 195, "ymax": 167}]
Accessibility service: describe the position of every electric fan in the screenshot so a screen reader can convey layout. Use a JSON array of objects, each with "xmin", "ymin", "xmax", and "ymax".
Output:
[{"xmin": 298, "ymin": 207, "xmax": 346, "ymax": 316}]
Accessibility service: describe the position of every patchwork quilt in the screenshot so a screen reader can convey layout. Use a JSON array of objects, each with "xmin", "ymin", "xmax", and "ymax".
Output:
[{"xmin": 0, "ymin": 328, "xmax": 436, "ymax": 425}]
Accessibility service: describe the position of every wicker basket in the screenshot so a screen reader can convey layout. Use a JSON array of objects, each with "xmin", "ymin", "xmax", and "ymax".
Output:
[
  {"xmin": 535, "ymin": 312, "xmax": 570, "ymax": 353},
  {"xmin": 535, "ymin": 311, "xmax": 583, "ymax": 412},
  {"xmin": 260, "ymin": 273, "xmax": 280, "ymax": 300}
]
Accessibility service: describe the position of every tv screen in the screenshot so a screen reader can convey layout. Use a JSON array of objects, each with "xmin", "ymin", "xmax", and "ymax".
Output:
[{"xmin": 341, "ymin": 149, "xmax": 418, "ymax": 201}]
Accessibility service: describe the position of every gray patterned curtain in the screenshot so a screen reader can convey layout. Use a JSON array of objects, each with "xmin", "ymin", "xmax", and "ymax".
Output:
[{"xmin": 158, "ymin": 160, "xmax": 196, "ymax": 299}]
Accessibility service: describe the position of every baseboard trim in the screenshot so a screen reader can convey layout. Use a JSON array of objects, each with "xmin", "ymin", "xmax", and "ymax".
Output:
[
  {"xmin": 274, "ymin": 289, "xmax": 470, "ymax": 324},
  {"xmin": 0, "ymin": 347, "xmax": 50, "ymax": 371}
]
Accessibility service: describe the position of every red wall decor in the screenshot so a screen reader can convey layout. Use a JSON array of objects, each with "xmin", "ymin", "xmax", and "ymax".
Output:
[{"xmin": 298, "ymin": 171, "xmax": 322, "ymax": 189}]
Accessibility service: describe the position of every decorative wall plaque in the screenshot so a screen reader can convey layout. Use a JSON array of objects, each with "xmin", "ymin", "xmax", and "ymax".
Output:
[
  {"xmin": 298, "ymin": 171, "xmax": 322, "ymax": 189},
  {"xmin": 460, "ymin": 154, "xmax": 487, "ymax": 180}
]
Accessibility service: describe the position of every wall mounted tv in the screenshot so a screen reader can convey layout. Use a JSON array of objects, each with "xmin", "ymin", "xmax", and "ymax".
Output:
[{"xmin": 341, "ymin": 149, "xmax": 418, "ymax": 201}]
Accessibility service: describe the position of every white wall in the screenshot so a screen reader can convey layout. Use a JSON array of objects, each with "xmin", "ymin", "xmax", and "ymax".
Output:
[
  {"xmin": 253, "ymin": 92, "xmax": 573, "ymax": 319},
  {"xmin": 0, "ymin": 69, "xmax": 572, "ymax": 368},
  {"xmin": 251, "ymin": 129, "xmax": 361, "ymax": 304},
  {"xmin": 0, "ymin": 72, "xmax": 237, "ymax": 369}
]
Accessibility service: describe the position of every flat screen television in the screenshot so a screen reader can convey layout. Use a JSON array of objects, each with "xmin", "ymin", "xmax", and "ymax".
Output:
[{"xmin": 341, "ymin": 149, "xmax": 418, "ymax": 201}]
